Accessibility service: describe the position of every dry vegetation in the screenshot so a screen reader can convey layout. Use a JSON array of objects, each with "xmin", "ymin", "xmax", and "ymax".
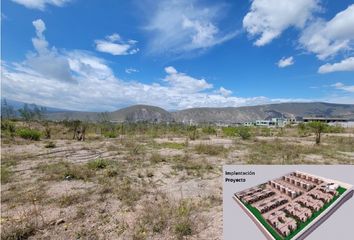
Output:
[{"xmin": 1, "ymin": 120, "xmax": 353, "ymax": 239}]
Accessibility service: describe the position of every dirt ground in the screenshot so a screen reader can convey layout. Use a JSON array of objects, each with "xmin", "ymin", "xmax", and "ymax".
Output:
[{"xmin": 1, "ymin": 125, "xmax": 353, "ymax": 239}]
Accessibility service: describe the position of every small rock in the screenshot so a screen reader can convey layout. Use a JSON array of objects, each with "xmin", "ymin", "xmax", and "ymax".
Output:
[{"xmin": 56, "ymin": 219, "xmax": 65, "ymax": 225}]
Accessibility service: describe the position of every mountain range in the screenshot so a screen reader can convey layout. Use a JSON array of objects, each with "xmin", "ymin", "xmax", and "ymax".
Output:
[{"xmin": 3, "ymin": 99, "xmax": 353, "ymax": 123}]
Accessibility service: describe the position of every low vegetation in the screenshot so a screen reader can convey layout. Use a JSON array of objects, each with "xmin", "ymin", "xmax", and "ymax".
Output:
[
  {"xmin": 194, "ymin": 144, "xmax": 226, "ymax": 156},
  {"xmin": 17, "ymin": 128, "xmax": 41, "ymax": 141},
  {"xmin": 38, "ymin": 161, "xmax": 93, "ymax": 181},
  {"xmin": 1, "ymin": 118, "xmax": 352, "ymax": 239}
]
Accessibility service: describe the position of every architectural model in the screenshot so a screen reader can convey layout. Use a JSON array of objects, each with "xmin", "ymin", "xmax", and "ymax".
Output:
[{"xmin": 233, "ymin": 171, "xmax": 353, "ymax": 240}]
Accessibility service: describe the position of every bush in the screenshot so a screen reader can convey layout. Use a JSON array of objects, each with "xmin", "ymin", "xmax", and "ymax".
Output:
[
  {"xmin": 325, "ymin": 125, "xmax": 344, "ymax": 133},
  {"xmin": 103, "ymin": 131, "xmax": 117, "ymax": 138},
  {"xmin": 44, "ymin": 141, "xmax": 56, "ymax": 148},
  {"xmin": 237, "ymin": 127, "xmax": 252, "ymax": 140},
  {"xmin": 222, "ymin": 127, "xmax": 238, "ymax": 137},
  {"xmin": 1, "ymin": 165, "xmax": 11, "ymax": 184},
  {"xmin": 202, "ymin": 126, "xmax": 217, "ymax": 135},
  {"xmin": 1, "ymin": 120, "xmax": 16, "ymax": 137},
  {"xmin": 87, "ymin": 158, "xmax": 109, "ymax": 170},
  {"xmin": 174, "ymin": 200, "xmax": 193, "ymax": 239},
  {"xmin": 194, "ymin": 144, "xmax": 226, "ymax": 156},
  {"xmin": 158, "ymin": 142, "xmax": 186, "ymax": 150},
  {"xmin": 149, "ymin": 152, "xmax": 166, "ymax": 164},
  {"xmin": 17, "ymin": 128, "xmax": 41, "ymax": 141},
  {"xmin": 38, "ymin": 161, "xmax": 93, "ymax": 181},
  {"xmin": 116, "ymin": 178, "xmax": 142, "ymax": 206},
  {"xmin": 187, "ymin": 126, "xmax": 198, "ymax": 140}
]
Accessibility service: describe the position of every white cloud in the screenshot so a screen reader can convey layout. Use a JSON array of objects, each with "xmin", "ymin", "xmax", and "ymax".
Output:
[
  {"xmin": 331, "ymin": 82, "xmax": 354, "ymax": 93},
  {"xmin": 163, "ymin": 66, "xmax": 213, "ymax": 93},
  {"xmin": 125, "ymin": 68, "xmax": 139, "ymax": 74},
  {"xmin": 299, "ymin": 4, "xmax": 354, "ymax": 60},
  {"xmin": 277, "ymin": 56, "xmax": 294, "ymax": 68},
  {"xmin": 318, "ymin": 57, "xmax": 354, "ymax": 73},
  {"xmin": 243, "ymin": 0, "xmax": 320, "ymax": 46},
  {"xmin": 23, "ymin": 19, "xmax": 75, "ymax": 82},
  {"xmin": 144, "ymin": 0, "xmax": 237, "ymax": 55},
  {"xmin": 215, "ymin": 87, "xmax": 232, "ymax": 97},
  {"xmin": 95, "ymin": 33, "xmax": 139, "ymax": 56},
  {"xmin": 4, "ymin": 18, "xmax": 348, "ymax": 111},
  {"xmin": 11, "ymin": 0, "xmax": 71, "ymax": 10}
]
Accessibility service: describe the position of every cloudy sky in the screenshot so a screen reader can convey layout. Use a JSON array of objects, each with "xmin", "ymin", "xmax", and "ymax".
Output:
[{"xmin": 1, "ymin": 0, "xmax": 354, "ymax": 111}]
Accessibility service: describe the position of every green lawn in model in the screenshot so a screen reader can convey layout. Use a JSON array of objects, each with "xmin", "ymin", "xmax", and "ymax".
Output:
[{"xmin": 240, "ymin": 186, "xmax": 347, "ymax": 240}]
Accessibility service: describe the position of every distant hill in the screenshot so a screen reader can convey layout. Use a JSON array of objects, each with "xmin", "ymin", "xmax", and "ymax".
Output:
[
  {"xmin": 110, "ymin": 105, "xmax": 173, "ymax": 123},
  {"xmin": 172, "ymin": 102, "xmax": 354, "ymax": 123},
  {"xmin": 3, "ymin": 99, "xmax": 354, "ymax": 123}
]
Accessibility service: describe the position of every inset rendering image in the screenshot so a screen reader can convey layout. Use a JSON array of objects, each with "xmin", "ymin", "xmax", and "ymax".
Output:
[{"xmin": 233, "ymin": 171, "xmax": 353, "ymax": 240}]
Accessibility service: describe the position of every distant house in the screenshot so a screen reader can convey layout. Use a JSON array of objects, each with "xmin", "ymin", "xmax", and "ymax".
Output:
[
  {"xmin": 243, "ymin": 121, "xmax": 255, "ymax": 127},
  {"xmin": 303, "ymin": 117, "xmax": 348, "ymax": 123},
  {"xmin": 243, "ymin": 117, "xmax": 301, "ymax": 127},
  {"xmin": 255, "ymin": 120, "xmax": 272, "ymax": 127}
]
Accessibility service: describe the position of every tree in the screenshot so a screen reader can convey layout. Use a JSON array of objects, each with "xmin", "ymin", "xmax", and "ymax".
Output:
[
  {"xmin": 33, "ymin": 105, "xmax": 47, "ymax": 120},
  {"xmin": 307, "ymin": 121, "xmax": 328, "ymax": 145},
  {"xmin": 18, "ymin": 104, "xmax": 35, "ymax": 121},
  {"xmin": 1, "ymin": 98, "xmax": 16, "ymax": 119},
  {"xmin": 98, "ymin": 112, "xmax": 111, "ymax": 123},
  {"xmin": 18, "ymin": 104, "xmax": 47, "ymax": 121}
]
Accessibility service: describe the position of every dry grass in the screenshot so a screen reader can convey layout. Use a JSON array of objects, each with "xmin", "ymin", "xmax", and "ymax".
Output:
[
  {"xmin": 1, "ymin": 120, "xmax": 352, "ymax": 239},
  {"xmin": 194, "ymin": 144, "xmax": 227, "ymax": 156},
  {"xmin": 133, "ymin": 195, "xmax": 197, "ymax": 240},
  {"xmin": 38, "ymin": 161, "xmax": 94, "ymax": 181}
]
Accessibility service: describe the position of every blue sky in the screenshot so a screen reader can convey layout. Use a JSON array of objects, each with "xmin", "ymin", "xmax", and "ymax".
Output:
[{"xmin": 1, "ymin": 0, "xmax": 354, "ymax": 111}]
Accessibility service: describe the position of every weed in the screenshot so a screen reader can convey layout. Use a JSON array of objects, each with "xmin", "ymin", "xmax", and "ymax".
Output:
[
  {"xmin": 174, "ymin": 200, "xmax": 193, "ymax": 239},
  {"xmin": 194, "ymin": 144, "xmax": 226, "ymax": 156},
  {"xmin": 1, "ymin": 165, "xmax": 12, "ymax": 184},
  {"xmin": 115, "ymin": 178, "xmax": 143, "ymax": 207},
  {"xmin": 38, "ymin": 161, "xmax": 93, "ymax": 181},
  {"xmin": 103, "ymin": 131, "xmax": 117, "ymax": 138},
  {"xmin": 44, "ymin": 141, "xmax": 56, "ymax": 148},
  {"xmin": 1, "ymin": 120, "xmax": 16, "ymax": 137},
  {"xmin": 1, "ymin": 206, "xmax": 44, "ymax": 240},
  {"xmin": 87, "ymin": 158, "xmax": 109, "ymax": 170},
  {"xmin": 58, "ymin": 192, "xmax": 88, "ymax": 207},
  {"xmin": 157, "ymin": 142, "xmax": 186, "ymax": 150},
  {"xmin": 149, "ymin": 152, "xmax": 166, "ymax": 164}
]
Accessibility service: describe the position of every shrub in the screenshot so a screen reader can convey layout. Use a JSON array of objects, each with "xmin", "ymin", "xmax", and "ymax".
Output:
[
  {"xmin": 187, "ymin": 126, "xmax": 198, "ymax": 140},
  {"xmin": 17, "ymin": 128, "xmax": 41, "ymax": 141},
  {"xmin": 174, "ymin": 200, "xmax": 193, "ymax": 239},
  {"xmin": 194, "ymin": 144, "xmax": 226, "ymax": 156},
  {"xmin": 297, "ymin": 123, "xmax": 310, "ymax": 137},
  {"xmin": 44, "ymin": 141, "xmax": 56, "ymax": 148},
  {"xmin": 103, "ymin": 131, "xmax": 117, "ymax": 138},
  {"xmin": 202, "ymin": 126, "xmax": 217, "ymax": 135},
  {"xmin": 44, "ymin": 126, "xmax": 51, "ymax": 139},
  {"xmin": 325, "ymin": 125, "xmax": 344, "ymax": 133},
  {"xmin": 149, "ymin": 152, "xmax": 166, "ymax": 164},
  {"xmin": 134, "ymin": 196, "xmax": 195, "ymax": 240},
  {"xmin": 115, "ymin": 178, "xmax": 142, "ymax": 206},
  {"xmin": 87, "ymin": 158, "xmax": 109, "ymax": 170},
  {"xmin": 237, "ymin": 127, "xmax": 252, "ymax": 140},
  {"xmin": 1, "ymin": 165, "xmax": 11, "ymax": 184},
  {"xmin": 1, "ymin": 120, "xmax": 16, "ymax": 136},
  {"xmin": 222, "ymin": 127, "xmax": 238, "ymax": 137},
  {"xmin": 38, "ymin": 161, "xmax": 93, "ymax": 181},
  {"xmin": 1, "ymin": 208, "xmax": 42, "ymax": 240},
  {"xmin": 158, "ymin": 142, "xmax": 186, "ymax": 150}
]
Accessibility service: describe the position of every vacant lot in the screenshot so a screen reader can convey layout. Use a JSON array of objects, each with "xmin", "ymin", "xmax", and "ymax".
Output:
[{"xmin": 1, "ymin": 121, "xmax": 353, "ymax": 239}]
